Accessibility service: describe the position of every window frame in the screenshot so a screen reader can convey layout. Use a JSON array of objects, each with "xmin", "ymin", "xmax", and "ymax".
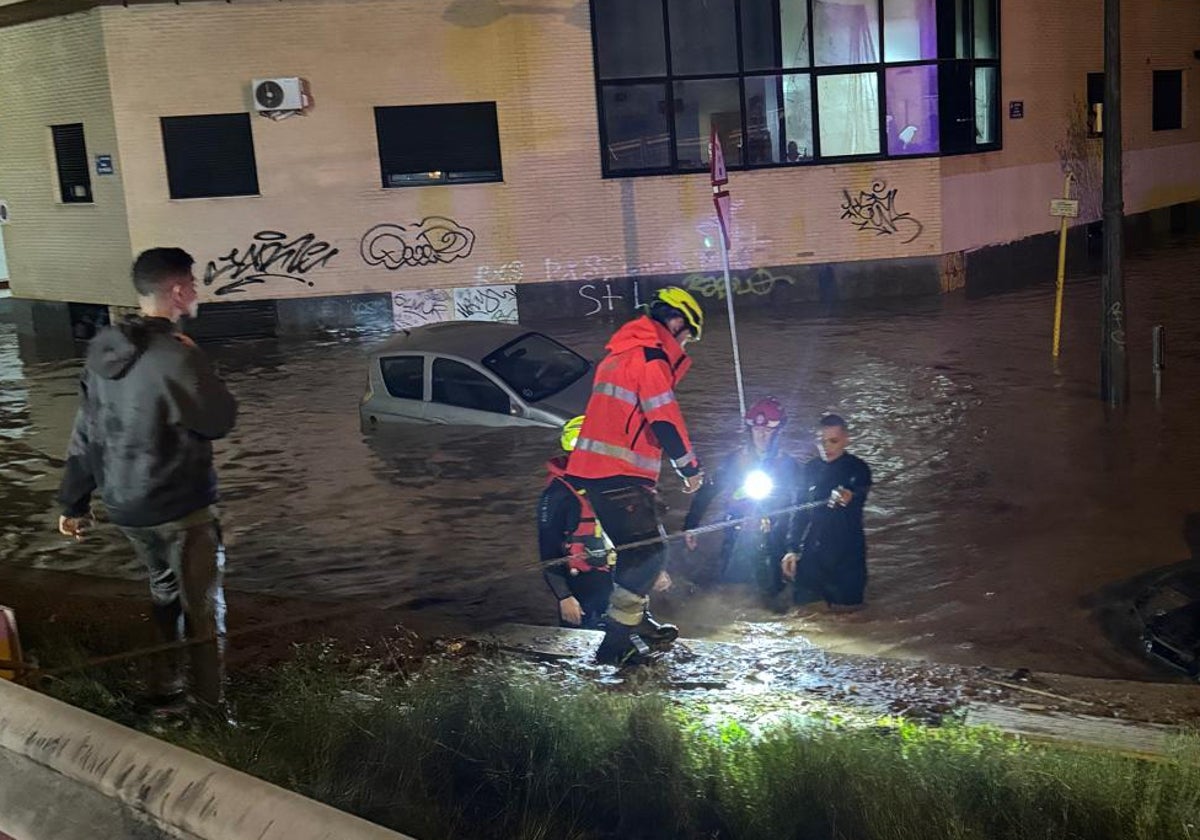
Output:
[
  {"xmin": 1152, "ymin": 69, "xmax": 1184, "ymax": 132},
  {"xmin": 373, "ymin": 102, "xmax": 504, "ymax": 188},
  {"xmin": 160, "ymin": 112, "xmax": 261, "ymax": 200},
  {"xmin": 430, "ymin": 355, "xmax": 517, "ymax": 416},
  {"xmin": 379, "ymin": 354, "xmax": 428, "ymax": 401},
  {"xmin": 481, "ymin": 331, "xmax": 593, "ymax": 404},
  {"xmin": 51, "ymin": 123, "xmax": 93, "ymax": 204},
  {"xmin": 1087, "ymin": 71, "xmax": 1105, "ymax": 137},
  {"xmin": 589, "ymin": 0, "xmax": 1001, "ymax": 178}
]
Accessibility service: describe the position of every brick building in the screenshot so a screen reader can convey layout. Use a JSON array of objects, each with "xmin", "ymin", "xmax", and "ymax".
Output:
[{"xmin": 0, "ymin": 0, "xmax": 1197, "ymax": 338}]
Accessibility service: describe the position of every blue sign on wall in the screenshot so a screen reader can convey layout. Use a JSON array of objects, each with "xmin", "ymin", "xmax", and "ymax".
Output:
[{"xmin": 96, "ymin": 155, "xmax": 114, "ymax": 175}]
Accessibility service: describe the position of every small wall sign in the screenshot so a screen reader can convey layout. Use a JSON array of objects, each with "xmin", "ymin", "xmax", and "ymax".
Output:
[
  {"xmin": 1009, "ymin": 101, "xmax": 1025, "ymax": 119},
  {"xmin": 96, "ymin": 154, "xmax": 114, "ymax": 175}
]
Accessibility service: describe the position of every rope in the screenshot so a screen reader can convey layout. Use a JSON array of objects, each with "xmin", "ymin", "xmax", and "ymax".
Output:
[
  {"xmin": 24, "ymin": 497, "xmax": 834, "ymax": 681},
  {"xmin": 23, "ymin": 444, "xmax": 954, "ymax": 682}
]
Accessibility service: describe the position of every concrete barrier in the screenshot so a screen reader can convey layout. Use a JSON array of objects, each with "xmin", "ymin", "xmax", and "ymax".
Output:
[{"xmin": 0, "ymin": 680, "xmax": 415, "ymax": 840}]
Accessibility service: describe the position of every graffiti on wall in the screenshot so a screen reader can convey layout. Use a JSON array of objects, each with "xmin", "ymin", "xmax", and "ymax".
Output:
[
  {"xmin": 203, "ymin": 231, "xmax": 339, "ymax": 296},
  {"xmin": 579, "ymin": 280, "xmax": 644, "ymax": 317},
  {"xmin": 361, "ymin": 217, "xmax": 476, "ymax": 270},
  {"xmin": 474, "ymin": 261, "xmax": 524, "ymax": 284},
  {"xmin": 683, "ymin": 268, "xmax": 795, "ymax": 300},
  {"xmin": 839, "ymin": 181, "xmax": 924, "ymax": 244},
  {"xmin": 545, "ymin": 256, "xmax": 688, "ymax": 285},
  {"xmin": 392, "ymin": 289, "xmax": 452, "ymax": 330},
  {"xmin": 454, "ymin": 285, "xmax": 518, "ymax": 323}
]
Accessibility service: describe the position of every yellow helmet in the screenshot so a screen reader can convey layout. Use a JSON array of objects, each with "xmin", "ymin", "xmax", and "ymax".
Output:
[
  {"xmin": 652, "ymin": 286, "xmax": 704, "ymax": 341},
  {"xmin": 560, "ymin": 415, "xmax": 586, "ymax": 452}
]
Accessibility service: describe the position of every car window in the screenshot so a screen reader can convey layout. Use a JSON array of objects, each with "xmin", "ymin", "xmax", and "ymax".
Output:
[
  {"xmin": 432, "ymin": 358, "xmax": 511, "ymax": 414},
  {"xmin": 380, "ymin": 355, "xmax": 424, "ymax": 400},
  {"xmin": 482, "ymin": 333, "xmax": 590, "ymax": 403}
]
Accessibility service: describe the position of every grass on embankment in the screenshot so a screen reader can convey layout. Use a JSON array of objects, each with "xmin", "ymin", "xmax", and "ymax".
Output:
[{"xmin": 30, "ymin": 640, "xmax": 1200, "ymax": 840}]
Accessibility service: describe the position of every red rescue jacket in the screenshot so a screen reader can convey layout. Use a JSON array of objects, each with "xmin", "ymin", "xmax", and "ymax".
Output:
[
  {"xmin": 567, "ymin": 316, "xmax": 698, "ymax": 484},
  {"xmin": 545, "ymin": 456, "xmax": 611, "ymax": 574}
]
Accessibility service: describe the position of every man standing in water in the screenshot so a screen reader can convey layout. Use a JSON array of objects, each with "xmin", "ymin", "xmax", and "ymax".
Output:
[
  {"xmin": 57, "ymin": 247, "xmax": 237, "ymax": 718},
  {"xmin": 782, "ymin": 414, "xmax": 873, "ymax": 611},
  {"xmin": 568, "ymin": 286, "xmax": 706, "ymax": 667}
]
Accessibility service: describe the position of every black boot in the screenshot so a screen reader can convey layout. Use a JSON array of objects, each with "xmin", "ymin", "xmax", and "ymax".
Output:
[
  {"xmin": 634, "ymin": 611, "xmax": 679, "ymax": 649},
  {"xmin": 595, "ymin": 624, "xmax": 655, "ymax": 667}
]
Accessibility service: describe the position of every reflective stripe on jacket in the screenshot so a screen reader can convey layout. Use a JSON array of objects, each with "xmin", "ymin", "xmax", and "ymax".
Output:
[{"xmin": 567, "ymin": 316, "xmax": 696, "ymax": 483}]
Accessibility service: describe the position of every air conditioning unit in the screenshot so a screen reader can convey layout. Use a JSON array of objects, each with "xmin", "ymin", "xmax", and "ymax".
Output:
[{"xmin": 252, "ymin": 77, "xmax": 305, "ymax": 112}]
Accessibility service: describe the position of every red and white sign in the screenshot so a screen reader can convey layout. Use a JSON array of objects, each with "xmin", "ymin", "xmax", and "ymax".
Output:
[
  {"xmin": 710, "ymin": 127, "xmax": 732, "ymax": 250},
  {"xmin": 709, "ymin": 126, "xmax": 728, "ymax": 187}
]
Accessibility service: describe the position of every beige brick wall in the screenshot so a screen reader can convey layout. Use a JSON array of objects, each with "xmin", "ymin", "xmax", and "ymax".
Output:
[
  {"xmin": 99, "ymin": 0, "xmax": 940, "ymax": 306},
  {"xmin": 2, "ymin": 0, "xmax": 1196, "ymax": 306},
  {"xmin": 942, "ymin": 0, "xmax": 1200, "ymax": 251},
  {"xmin": 0, "ymin": 10, "xmax": 135, "ymax": 304}
]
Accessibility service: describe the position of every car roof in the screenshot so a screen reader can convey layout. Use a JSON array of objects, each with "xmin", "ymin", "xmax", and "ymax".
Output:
[{"xmin": 371, "ymin": 321, "xmax": 535, "ymax": 361}]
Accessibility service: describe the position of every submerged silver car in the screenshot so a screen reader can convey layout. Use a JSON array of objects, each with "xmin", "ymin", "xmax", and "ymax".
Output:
[{"xmin": 360, "ymin": 322, "xmax": 594, "ymax": 430}]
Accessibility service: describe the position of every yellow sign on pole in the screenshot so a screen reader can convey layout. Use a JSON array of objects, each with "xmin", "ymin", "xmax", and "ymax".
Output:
[
  {"xmin": 1051, "ymin": 173, "xmax": 1075, "ymax": 358},
  {"xmin": 0, "ymin": 606, "xmax": 22, "ymax": 681}
]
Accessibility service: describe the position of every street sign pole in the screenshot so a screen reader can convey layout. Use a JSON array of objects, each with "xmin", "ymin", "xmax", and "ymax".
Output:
[
  {"xmin": 710, "ymin": 127, "xmax": 746, "ymax": 421},
  {"xmin": 1051, "ymin": 173, "xmax": 1077, "ymax": 358},
  {"xmin": 1101, "ymin": 0, "xmax": 1128, "ymax": 405}
]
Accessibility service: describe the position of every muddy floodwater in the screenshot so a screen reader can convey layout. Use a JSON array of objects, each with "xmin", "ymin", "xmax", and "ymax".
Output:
[{"xmin": 2, "ymin": 242, "xmax": 1199, "ymax": 682}]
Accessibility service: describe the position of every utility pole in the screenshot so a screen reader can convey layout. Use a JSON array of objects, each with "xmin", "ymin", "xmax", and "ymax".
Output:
[{"xmin": 1101, "ymin": 0, "xmax": 1128, "ymax": 405}]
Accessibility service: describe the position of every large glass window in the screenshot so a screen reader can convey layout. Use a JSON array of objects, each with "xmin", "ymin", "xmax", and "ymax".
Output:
[
  {"xmin": 885, "ymin": 65, "xmax": 939, "ymax": 154},
  {"xmin": 591, "ymin": 0, "xmax": 999, "ymax": 175},
  {"xmin": 818, "ymin": 73, "xmax": 880, "ymax": 156},
  {"xmin": 814, "ymin": 0, "xmax": 880, "ymax": 66}
]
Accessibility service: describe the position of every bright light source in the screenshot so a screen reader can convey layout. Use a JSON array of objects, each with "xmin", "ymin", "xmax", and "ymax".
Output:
[
  {"xmin": 743, "ymin": 469, "xmax": 773, "ymax": 501},
  {"xmin": 703, "ymin": 236, "xmax": 714, "ymax": 248}
]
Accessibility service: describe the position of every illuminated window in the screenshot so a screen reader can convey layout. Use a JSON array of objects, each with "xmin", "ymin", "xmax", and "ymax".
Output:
[{"xmin": 590, "ymin": 0, "xmax": 1000, "ymax": 175}]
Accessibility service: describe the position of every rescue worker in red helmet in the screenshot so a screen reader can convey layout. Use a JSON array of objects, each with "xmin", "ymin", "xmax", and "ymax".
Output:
[
  {"xmin": 684, "ymin": 396, "xmax": 805, "ymax": 607},
  {"xmin": 538, "ymin": 415, "xmax": 614, "ymax": 630},
  {"xmin": 567, "ymin": 286, "xmax": 706, "ymax": 666}
]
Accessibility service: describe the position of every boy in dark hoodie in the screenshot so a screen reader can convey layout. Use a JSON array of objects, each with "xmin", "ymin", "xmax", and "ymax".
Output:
[
  {"xmin": 57, "ymin": 247, "xmax": 237, "ymax": 716},
  {"xmin": 537, "ymin": 415, "xmax": 613, "ymax": 630}
]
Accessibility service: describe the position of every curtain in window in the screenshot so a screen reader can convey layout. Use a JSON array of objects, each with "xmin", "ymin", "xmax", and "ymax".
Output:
[{"xmin": 815, "ymin": 0, "xmax": 879, "ymax": 155}]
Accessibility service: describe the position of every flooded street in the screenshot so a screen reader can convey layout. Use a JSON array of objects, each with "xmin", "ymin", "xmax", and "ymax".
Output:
[{"xmin": 2, "ymin": 241, "xmax": 1199, "ymax": 682}]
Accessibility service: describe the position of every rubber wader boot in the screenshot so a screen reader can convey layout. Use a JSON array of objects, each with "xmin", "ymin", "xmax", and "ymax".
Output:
[
  {"xmin": 634, "ymin": 611, "xmax": 679, "ymax": 649},
  {"xmin": 595, "ymin": 623, "xmax": 657, "ymax": 667}
]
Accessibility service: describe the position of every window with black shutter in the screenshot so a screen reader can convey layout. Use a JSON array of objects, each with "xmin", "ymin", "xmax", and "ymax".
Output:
[
  {"xmin": 51, "ymin": 124, "xmax": 93, "ymax": 204},
  {"xmin": 160, "ymin": 113, "xmax": 260, "ymax": 199},
  {"xmin": 374, "ymin": 103, "xmax": 503, "ymax": 187},
  {"xmin": 1152, "ymin": 70, "xmax": 1183, "ymax": 132}
]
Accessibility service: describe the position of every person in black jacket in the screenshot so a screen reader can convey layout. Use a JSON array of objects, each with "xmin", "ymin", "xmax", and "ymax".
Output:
[
  {"xmin": 57, "ymin": 247, "xmax": 237, "ymax": 715},
  {"xmin": 538, "ymin": 416, "xmax": 613, "ymax": 630},
  {"xmin": 782, "ymin": 414, "xmax": 873, "ymax": 611}
]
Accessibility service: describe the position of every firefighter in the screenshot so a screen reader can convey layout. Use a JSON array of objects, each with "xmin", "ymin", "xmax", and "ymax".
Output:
[
  {"xmin": 683, "ymin": 397, "xmax": 804, "ymax": 604},
  {"xmin": 538, "ymin": 415, "xmax": 614, "ymax": 630},
  {"xmin": 567, "ymin": 286, "xmax": 706, "ymax": 667}
]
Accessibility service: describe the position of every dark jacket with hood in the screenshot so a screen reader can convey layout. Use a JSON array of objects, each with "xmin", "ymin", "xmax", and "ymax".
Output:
[{"xmin": 57, "ymin": 316, "xmax": 238, "ymax": 528}]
